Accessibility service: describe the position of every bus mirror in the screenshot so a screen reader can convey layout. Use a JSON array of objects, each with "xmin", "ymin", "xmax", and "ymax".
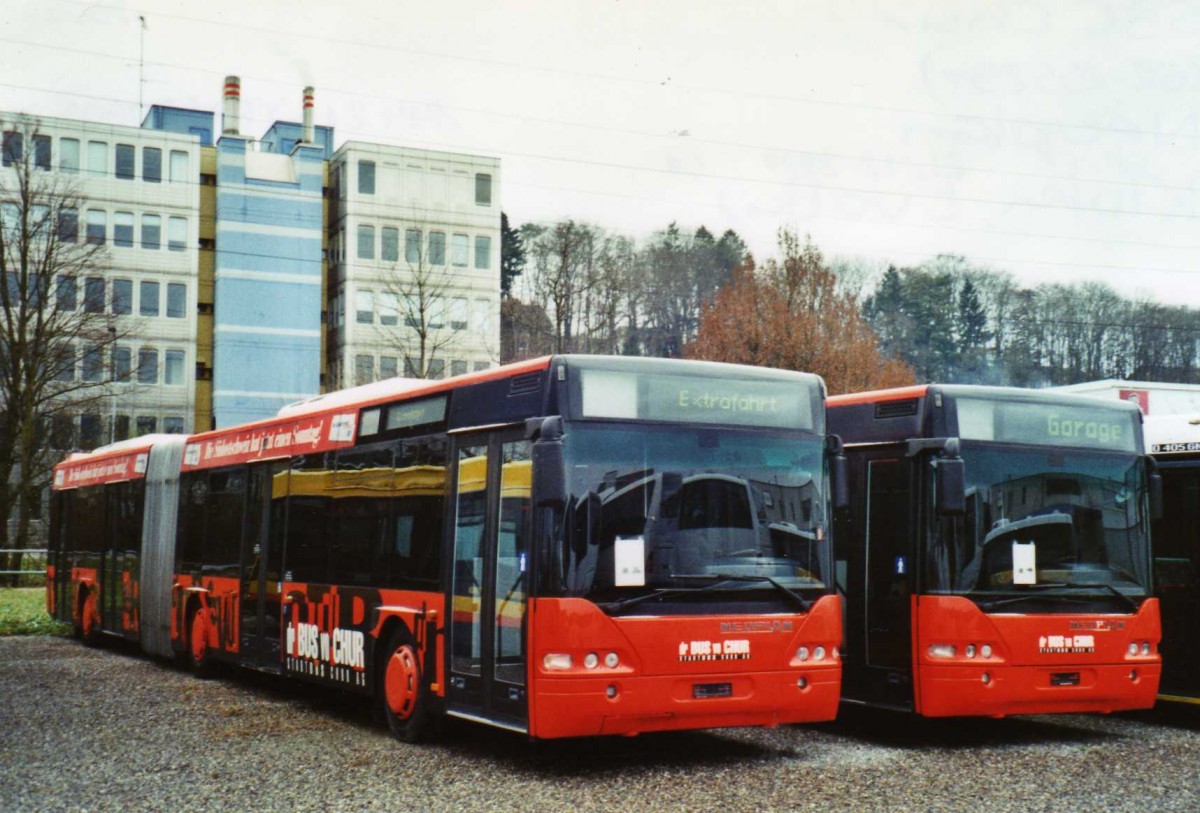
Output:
[
  {"xmin": 832, "ymin": 453, "xmax": 850, "ymax": 511},
  {"xmin": 533, "ymin": 439, "xmax": 566, "ymax": 509},
  {"xmin": 936, "ymin": 458, "xmax": 966, "ymax": 515},
  {"xmin": 1150, "ymin": 471, "xmax": 1164, "ymax": 520}
]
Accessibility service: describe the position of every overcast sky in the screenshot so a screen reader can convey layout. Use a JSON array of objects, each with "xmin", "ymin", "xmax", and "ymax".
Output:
[{"xmin": 4, "ymin": 0, "xmax": 1199, "ymax": 303}]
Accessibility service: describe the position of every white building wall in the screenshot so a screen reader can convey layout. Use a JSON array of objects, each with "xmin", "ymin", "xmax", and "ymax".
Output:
[
  {"xmin": 328, "ymin": 142, "xmax": 501, "ymax": 387},
  {"xmin": 1, "ymin": 112, "xmax": 201, "ymax": 445}
]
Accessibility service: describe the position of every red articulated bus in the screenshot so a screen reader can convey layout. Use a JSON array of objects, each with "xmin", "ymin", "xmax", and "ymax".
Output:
[
  {"xmin": 48, "ymin": 355, "xmax": 843, "ymax": 740},
  {"xmin": 827, "ymin": 384, "xmax": 1161, "ymax": 717}
]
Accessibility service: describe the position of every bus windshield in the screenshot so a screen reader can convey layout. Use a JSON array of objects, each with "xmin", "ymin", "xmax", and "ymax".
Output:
[
  {"xmin": 933, "ymin": 442, "xmax": 1151, "ymax": 607},
  {"xmin": 558, "ymin": 422, "xmax": 829, "ymax": 611}
]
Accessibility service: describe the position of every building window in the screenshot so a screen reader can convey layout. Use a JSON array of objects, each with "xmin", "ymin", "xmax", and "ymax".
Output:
[
  {"xmin": 85, "ymin": 210, "xmax": 106, "ymax": 245},
  {"xmin": 451, "ymin": 360, "xmax": 467, "ymax": 377},
  {"xmin": 403, "ymin": 357, "xmax": 418, "ymax": 377},
  {"xmin": 87, "ymin": 141, "xmax": 107, "ymax": 176},
  {"xmin": 475, "ymin": 173, "xmax": 492, "ymax": 205},
  {"xmin": 429, "ymin": 231, "xmax": 445, "ymax": 265},
  {"xmin": 474, "ymin": 298, "xmax": 492, "ymax": 334},
  {"xmin": 169, "ymin": 150, "xmax": 188, "ymax": 182},
  {"xmin": 451, "ymin": 297, "xmax": 468, "ymax": 330},
  {"xmin": 58, "ymin": 209, "xmax": 78, "ymax": 243},
  {"xmin": 428, "ymin": 358, "xmax": 445, "ymax": 379},
  {"xmin": 136, "ymin": 416, "xmax": 157, "ymax": 436},
  {"xmin": 163, "ymin": 416, "xmax": 184, "ymax": 434},
  {"xmin": 2, "ymin": 131, "xmax": 22, "ymax": 166},
  {"xmin": 356, "ymin": 289, "xmax": 374, "ymax": 324},
  {"xmin": 82, "ymin": 346, "xmax": 104, "ymax": 382},
  {"xmin": 405, "ymin": 229, "xmax": 421, "ymax": 264},
  {"xmin": 141, "ymin": 214, "xmax": 161, "ymax": 250},
  {"xmin": 140, "ymin": 281, "xmax": 160, "ymax": 317},
  {"xmin": 137, "ymin": 349, "xmax": 158, "ymax": 384},
  {"xmin": 380, "ymin": 356, "xmax": 398, "ymax": 379},
  {"xmin": 165, "ymin": 350, "xmax": 185, "ymax": 385},
  {"xmin": 167, "ymin": 283, "xmax": 186, "ymax": 318},
  {"xmin": 429, "ymin": 297, "xmax": 444, "ymax": 330},
  {"xmin": 113, "ymin": 346, "xmax": 131, "ymax": 381},
  {"xmin": 83, "ymin": 277, "xmax": 105, "ymax": 314},
  {"xmin": 80, "ymin": 414, "xmax": 102, "ymax": 449},
  {"xmin": 113, "ymin": 415, "xmax": 131, "ymax": 442},
  {"xmin": 451, "ymin": 234, "xmax": 469, "ymax": 267},
  {"xmin": 56, "ymin": 276, "xmax": 77, "ymax": 311},
  {"xmin": 143, "ymin": 147, "xmax": 162, "ymax": 183},
  {"xmin": 355, "ymin": 354, "xmax": 373, "ymax": 386},
  {"xmin": 115, "ymin": 144, "xmax": 135, "ymax": 180},
  {"xmin": 475, "ymin": 235, "xmax": 491, "ymax": 270},
  {"xmin": 168, "ymin": 217, "xmax": 186, "ymax": 251},
  {"xmin": 33, "ymin": 135, "xmax": 50, "ymax": 170},
  {"xmin": 379, "ymin": 292, "xmax": 398, "ymax": 327},
  {"xmin": 381, "ymin": 227, "xmax": 399, "ymax": 262},
  {"xmin": 59, "ymin": 139, "xmax": 79, "ymax": 174},
  {"xmin": 114, "ymin": 212, "xmax": 134, "ymax": 248},
  {"xmin": 54, "ymin": 344, "xmax": 75, "ymax": 381},
  {"xmin": 474, "ymin": 361, "xmax": 490, "ymax": 372},
  {"xmin": 112, "ymin": 279, "xmax": 132, "ymax": 315},
  {"xmin": 357, "ymin": 224, "xmax": 375, "ymax": 260},
  {"xmin": 358, "ymin": 160, "xmax": 375, "ymax": 194}
]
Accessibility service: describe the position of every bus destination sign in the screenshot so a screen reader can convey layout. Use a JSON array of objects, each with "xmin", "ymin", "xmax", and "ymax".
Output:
[
  {"xmin": 956, "ymin": 397, "xmax": 1138, "ymax": 452},
  {"xmin": 579, "ymin": 369, "xmax": 814, "ymax": 430}
]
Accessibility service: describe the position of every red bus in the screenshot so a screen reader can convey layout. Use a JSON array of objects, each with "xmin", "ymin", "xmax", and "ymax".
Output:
[
  {"xmin": 1143, "ymin": 414, "xmax": 1200, "ymax": 704},
  {"xmin": 48, "ymin": 355, "xmax": 843, "ymax": 740},
  {"xmin": 827, "ymin": 384, "xmax": 1161, "ymax": 717}
]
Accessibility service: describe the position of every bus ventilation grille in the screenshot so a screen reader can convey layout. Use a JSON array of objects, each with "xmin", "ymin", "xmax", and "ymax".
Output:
[
  {"xmin": 509, "ymin": 372, "xmax": 543, "ymax": 396},
  {"xmin": 875, "ymin": 399, "xmax": 919, "ymax": 419}
]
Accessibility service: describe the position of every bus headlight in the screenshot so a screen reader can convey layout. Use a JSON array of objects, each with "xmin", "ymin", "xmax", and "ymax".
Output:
[
  {"xmin": 980, "ymin": 644, "xmax": 993, "ymax": 659},
  {"xmin": 1141, "ymin": 642, "xmax": 1151, "ymax": 656},
  {"xmin": 796, "ymin": 646, "xmax": 810, "ymax": 662},
  {"xmin": 604, "ymin": 652, "xmax": 620, "ymax": 668},
  {"xmin": 543, "ymin": 653, "xmax": 573, "ymax": 671},
  {"xmin": 813, "ymin": 646, "xmax": 826, "ymax": 661},
  {"xmin": 928, "ymin": 644, "xmax": 956, "ymax": 659},
  {"xmin": 1128, "ymin": 643, "xmax": 1139, "ymax": 657},
  {"xmin": 584, "ymin": 652, "xmax": 599, "ymax": 669}
]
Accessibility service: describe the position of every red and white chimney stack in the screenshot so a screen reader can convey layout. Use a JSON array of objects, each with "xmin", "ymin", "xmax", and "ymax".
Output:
[
  {"xmin": 222, "ymin": 75, "xmax": 241, "ymax": 135},
  {"xmin": 302, "ymin": 86, "xmax": 315, "ymax": 145}
]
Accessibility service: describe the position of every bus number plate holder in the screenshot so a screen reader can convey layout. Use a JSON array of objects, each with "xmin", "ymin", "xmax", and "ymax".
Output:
[
  {"xmin": 693, "ymin": 682, "xmax": 733, "ymax": 699},
  {"xmin": 1050, "ymin": 672, "xmax": 1081, "ymax": 687}
]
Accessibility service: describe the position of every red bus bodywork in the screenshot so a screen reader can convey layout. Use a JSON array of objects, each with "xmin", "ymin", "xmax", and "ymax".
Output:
[{"xmin": 828, "ymin": 384, "xmax": 1161, "ymax": 717}]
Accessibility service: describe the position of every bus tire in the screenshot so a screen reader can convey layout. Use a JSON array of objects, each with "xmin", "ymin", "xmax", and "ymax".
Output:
[
  {"xmin": 187, "ymin": 606, "xmax": 214, "ymax": 679},
  {"xmin": 80, "ymin": 591, "xmax": 101, "ymax": 647},
  {"xmin": 379, "ymin": 627, "xmax": 432, "ymax": 744}
]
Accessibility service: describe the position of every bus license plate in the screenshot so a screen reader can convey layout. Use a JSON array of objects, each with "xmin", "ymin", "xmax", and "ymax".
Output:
[
  {"xmin": 1050, "ymin": 672, "xmax": 1081, "ymax": 687},
  {"xmin": 693, "ymin": 682, "xmax": 733, "ymax": 699}
]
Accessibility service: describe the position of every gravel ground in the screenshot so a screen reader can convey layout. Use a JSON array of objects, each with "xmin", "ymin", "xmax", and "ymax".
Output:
[{"xmin": 3, "ymin": 635, "xmax": 1200, "ymax": 812}]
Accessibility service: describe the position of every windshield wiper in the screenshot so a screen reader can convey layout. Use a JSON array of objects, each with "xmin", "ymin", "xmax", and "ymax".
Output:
[
  {"xmin": 598, "ymin": 586, "xmax": 711, "ymax": 616},
  {"xmin": 977, "ymin": 582, "xmax": 1140, "ymax": 613},
  {"xmin": 672, "ymin": 573, "xmax": 812, "ymax": 612}
]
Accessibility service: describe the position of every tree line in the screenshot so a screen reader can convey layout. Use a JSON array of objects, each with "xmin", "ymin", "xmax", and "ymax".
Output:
[{"xmin": 860, "ymin": 256, "xmax": 1200, "ymax": 387}]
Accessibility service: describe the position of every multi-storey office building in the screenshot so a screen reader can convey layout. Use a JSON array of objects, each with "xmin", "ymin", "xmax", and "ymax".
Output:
[
  {"xmin": 3, "ymin": 81, "xmax": 501, "ymax": 447},
  {"xmin": 1, "ymin": 111, "xmax": 202, "ymax": 446},
  {"xmin": 327, "ymin": 142, "xmax": 501, "ymax": 387}
]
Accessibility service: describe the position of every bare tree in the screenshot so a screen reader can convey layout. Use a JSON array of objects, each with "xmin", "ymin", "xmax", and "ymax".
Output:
[
  {"xmin": 1, "ymin": 116, "xmax": 124, "ymax": 572},
  {"xmin": 374, "ymin": 222, "xmax": 490, "ymax": 379}
]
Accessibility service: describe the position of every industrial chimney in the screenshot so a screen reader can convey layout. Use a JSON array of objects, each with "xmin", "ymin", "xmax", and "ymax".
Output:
[
  {"xmin": 302, "ymin": 86, "xmax": 315, "ymax": 145},
  {"xmin": 222, "ymin": 75, "xmax": 241, "ymax": 135}
]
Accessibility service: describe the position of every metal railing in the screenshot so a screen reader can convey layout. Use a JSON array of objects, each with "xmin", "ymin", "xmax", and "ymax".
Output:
[{"xmin": 0, "ymin": 549, "xmax": 48, "ymax": 576}]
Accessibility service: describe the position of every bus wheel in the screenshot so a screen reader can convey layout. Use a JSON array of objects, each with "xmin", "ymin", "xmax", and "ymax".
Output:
[
  {"xmin": 188, "ymin": 608, "xmax": 214, "ymax": 678},
  {"xmin": 380, "ymin": 629, "xmax": 431, "ymax": 743},
  {"xmin": 80, "ymin": 592, "xmax": 100, "ymax": 647}
]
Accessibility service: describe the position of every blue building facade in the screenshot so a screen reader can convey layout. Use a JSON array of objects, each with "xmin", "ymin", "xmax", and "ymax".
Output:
[{"xmin": 212, "ymin": 132, "xmax": 325, "ymax": 427}]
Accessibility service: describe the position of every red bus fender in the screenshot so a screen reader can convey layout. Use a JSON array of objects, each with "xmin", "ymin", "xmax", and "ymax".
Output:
[{"xmin": 372, "ymin": 605, "xmax": 441, "ymax": 696}]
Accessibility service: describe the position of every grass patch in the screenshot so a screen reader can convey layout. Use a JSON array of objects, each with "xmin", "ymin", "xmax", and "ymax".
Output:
[{"xmin": 0, "ymin": 587, "xmax": 72, "ymax": 636}]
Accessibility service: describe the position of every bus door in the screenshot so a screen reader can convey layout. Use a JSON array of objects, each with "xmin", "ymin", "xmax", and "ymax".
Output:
[
  {"xmin": 101, "ymin": 483, "xmax": 125, "ymax": 633},
  {"xmin": 447, "ymin": 430, "xmax": 532, "ymax": 732},
  {"xmin": 862, "ymin": 456, "xmax": 914, "ymax": 708},
  {"xmin": 1153, "ymin": 461, "xmax": 1200, "ymax": 697},
  {"xmin": 238, "ymin": 462, "xmax": 285, "ymax": 670}
]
